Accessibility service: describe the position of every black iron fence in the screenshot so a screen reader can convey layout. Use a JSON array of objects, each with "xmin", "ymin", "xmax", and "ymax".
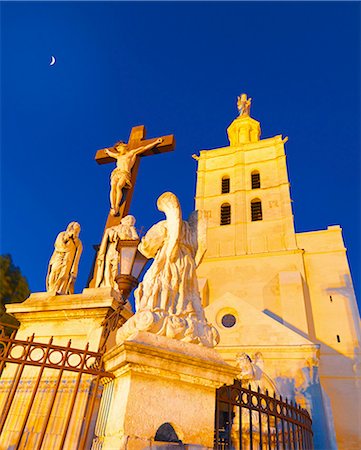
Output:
[
  {"xmin": 0, "ymin": 324, "xmax": 114, "ymax": 450},
  {"xmin": 215, "ymin": 380, "xmax": 313, "ymax": 450}
]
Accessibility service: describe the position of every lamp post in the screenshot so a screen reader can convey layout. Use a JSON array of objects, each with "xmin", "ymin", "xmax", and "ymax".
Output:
[{"xmin": 99, "ymin": 239, "xmax": 148, "ymax": 352}]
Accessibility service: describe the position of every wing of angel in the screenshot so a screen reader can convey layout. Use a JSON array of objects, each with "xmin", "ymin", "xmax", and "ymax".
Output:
[{"xmin": 188, "ymin": 210, "xmax": 208, "ymax": 268}]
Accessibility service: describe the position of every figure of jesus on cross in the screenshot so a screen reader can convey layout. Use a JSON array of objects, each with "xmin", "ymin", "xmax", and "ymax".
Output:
[
  {"xmin": 89, "ymin": 126, "xmax": 175, "ymax": 287},
  {"xmin": 95, "ymin": 125, "xmax": 175, "ymax": 228},
  {"xmin": 104, "ymin": 137, "xmax": 163, "ymax": 216}
]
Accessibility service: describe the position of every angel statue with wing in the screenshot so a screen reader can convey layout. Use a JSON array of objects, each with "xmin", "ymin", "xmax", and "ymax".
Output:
[{"xmin": 117, "ymin": 192, "xmax": 219, "ymax": 347}]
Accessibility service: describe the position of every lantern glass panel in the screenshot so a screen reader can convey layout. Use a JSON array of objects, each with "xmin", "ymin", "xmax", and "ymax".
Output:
[
  {"xmin": 120, "ymin": 246, "xmax": 137, "ymax": 275},
  {"xmin": 131, "ymin": 252, "xmax": 148, "ymax": 279}
]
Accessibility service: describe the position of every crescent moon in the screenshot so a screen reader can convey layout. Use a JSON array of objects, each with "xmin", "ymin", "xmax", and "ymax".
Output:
[{"xmin": 49, "ymin": 56, "xmax": 56, "ymax": 66}]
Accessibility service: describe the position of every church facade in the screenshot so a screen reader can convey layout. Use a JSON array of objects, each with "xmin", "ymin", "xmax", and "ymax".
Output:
[
  {"xmin": 195, "ymin": 100, "xmax": 361, "ymax": 449},
  {"xmin": 1, "ymin": 96, "xmax": 360, "ymax": 450}
]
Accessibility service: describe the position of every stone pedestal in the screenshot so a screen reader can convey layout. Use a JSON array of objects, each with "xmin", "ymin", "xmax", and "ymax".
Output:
[
  {"xmin": 96, "ymin": 332, "xmax": 238, "ymax": 450},
  {"xmin": 227, "ymin": 115, "xmax": 261, "ymax": 145},
  {"xmin": 5, "ymin": 287, "xmax": 133, "ymax": 350}
]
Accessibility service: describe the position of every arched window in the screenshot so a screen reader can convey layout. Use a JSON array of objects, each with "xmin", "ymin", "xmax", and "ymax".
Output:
[
  {"xmin": 251, "ymin": 198, "xmax": 262, "ymax": 221},
  {"xmin": 251, "ymin": 171, "xmax": 261, "ymax": 189},
  {"xmin": 220, "ymin": 203, "xmax": 231, "ymax": 225},
  {"xmin": 221, "ymin": 176, "xmax": 230, "ymax": 194}
]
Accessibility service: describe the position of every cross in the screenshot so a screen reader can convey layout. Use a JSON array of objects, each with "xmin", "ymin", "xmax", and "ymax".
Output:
[
  {"xmin": 95, "ymin": 125, "xmax": 175, "ymax": 228},
  {"xmin": 88, "ymin": 125, "xmax": 175, "ymax": 287}
]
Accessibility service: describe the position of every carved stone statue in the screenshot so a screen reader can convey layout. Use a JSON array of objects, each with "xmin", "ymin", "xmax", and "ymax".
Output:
[
  {"xmin": 117, "ymin": 192, "xmax": 219, "ymax": 347},
  {"xmin": 235, "ymin": 352, "xmax": 277, "ymax": 393},
  {"xmin": 105, "ymin": 138, "xmax": 163, "ymax": 216},
  {"xmin": 95, "ymin": 215, "xmax": 139, "ymax": 289},
  {"xmin": 235, "ymin": 353, "xmax": 256, "ymax": 381},
  {"xmin": 237, "ymin": 93, "xmax": 252, "ymax": 116},
  {"xmin": 231, "ymin": 353, "xmax": 279, "ymax": 449},
  {"xmin": 46, "ymin": 222, "xmax": 82, "ymax": 295}
]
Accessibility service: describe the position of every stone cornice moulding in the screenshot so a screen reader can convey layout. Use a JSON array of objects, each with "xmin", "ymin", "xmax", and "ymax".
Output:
[{"xmin": 104, "ymin": 332, "xmax": 238, "ymax": 387}]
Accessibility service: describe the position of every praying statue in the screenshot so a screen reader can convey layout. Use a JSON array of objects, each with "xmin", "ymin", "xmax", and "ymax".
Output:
[
  {"xmin": 117, "ymin": 192, "xmax": 219, "ymax": 347},
  {"xmin": 46, "ymin": 222, "xmax": 83, "ymax": 295},
  {"xmin": 95, "ymin": 215, "xmax": 139, "ymax": 289},
  {"xmin": 105, "ymin": 138, "xmax": 163, "ymax": 216},
  {"xmin": 237, "ymin": 93, "xmax": 252, "ymax": 116}
]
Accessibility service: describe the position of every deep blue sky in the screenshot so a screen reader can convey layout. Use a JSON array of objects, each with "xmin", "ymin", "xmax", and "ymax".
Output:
[{"xmin": 1, "ymin": 2, "xmax": 360, "ymax": 310}]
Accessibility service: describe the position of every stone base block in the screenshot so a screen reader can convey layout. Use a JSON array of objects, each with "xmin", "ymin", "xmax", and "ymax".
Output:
[
  {"xmin": 5, "ymin": 288, "xmax": 133, "ymax": 350},
  {"xmin": 97, "ymin": 332, "xmax": 238, "ymax": 450}
]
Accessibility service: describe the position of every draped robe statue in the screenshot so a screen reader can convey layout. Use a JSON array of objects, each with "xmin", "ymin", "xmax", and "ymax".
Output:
[
  {"xmin": 117, "ymin": 192, "xmax": 219, "ymax": 347},
  {"xmin": 46, "ymin": 222, "xmax": 82, "ymax": 295},
  {"xmin": 95, "ymin": 215, "xmax": 139, "ymax": 289}
]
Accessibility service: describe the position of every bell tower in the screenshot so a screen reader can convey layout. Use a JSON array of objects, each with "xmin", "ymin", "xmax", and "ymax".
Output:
[
  {"xmin": 195, "ymin": 94, "xmax": 297, "ymax": 258},
  {"xmin": 194, "ymin": 95, "xmax": 361, "ymax": 449}
]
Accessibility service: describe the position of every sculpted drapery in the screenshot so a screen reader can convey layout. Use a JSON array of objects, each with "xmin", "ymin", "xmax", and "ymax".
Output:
[
  {"xmin": 117, "ymin": 192, "xmax": 219, "ymax": 347},
  {"xmin": 95, "ymin": 215, "xmax": 139, "ymax": 289},
  {"xmin": 46, "ymin": 222, "xmax": 82, "ymax": 295}
]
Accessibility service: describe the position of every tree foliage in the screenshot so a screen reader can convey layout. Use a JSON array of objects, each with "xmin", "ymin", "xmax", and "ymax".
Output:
[{"xmin": 0, "ymin": 254, "xmax": 30, "ymax": 305}]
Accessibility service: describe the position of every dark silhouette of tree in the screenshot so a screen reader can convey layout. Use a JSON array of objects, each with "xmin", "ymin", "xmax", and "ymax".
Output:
[{"xmin": 0, "ymin": 254, "xmax": 30, "ymax": 306}]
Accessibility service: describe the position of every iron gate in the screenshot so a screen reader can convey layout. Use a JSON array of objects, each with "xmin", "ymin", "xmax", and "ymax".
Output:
[
  {"xmin": 215, "ymin": 380, "xmax": 313, "ymax": 450},
  {"xmin": 0, "ymin": 324, "xmax": 114, "ymax": 449}
]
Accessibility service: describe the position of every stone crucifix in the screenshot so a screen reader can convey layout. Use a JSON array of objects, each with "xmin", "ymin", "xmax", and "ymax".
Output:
[
  {"xmin": 88, "ymin": 125, "xmax": 175, "ymax": 287},
  {"xmin": 95, "ymin": 125, "xmax": 175, "ymax": 228}
]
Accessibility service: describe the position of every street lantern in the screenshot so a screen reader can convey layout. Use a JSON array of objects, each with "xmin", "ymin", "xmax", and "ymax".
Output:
[
  {"xmin": 115, "ymin": 239, "xmax": 148, "ymax": 301},
  {"xmin": 99, "ymin": 238, "xmax": 149, "ymax": 352}
]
